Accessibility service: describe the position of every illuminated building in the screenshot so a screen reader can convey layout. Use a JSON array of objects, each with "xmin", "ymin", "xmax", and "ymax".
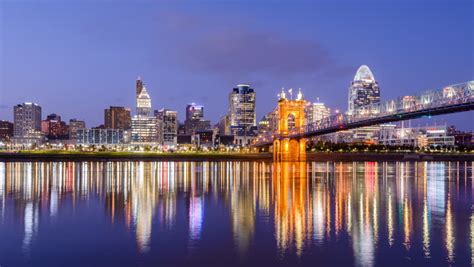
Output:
[
  {"xmin": 131, "ymin": 116, "xmax": 159, "ymax": 145},
  {"xmin": 41, "ymin": 113, "xmax": 69, "ymax": 140},
  {"xmin": 217, "ymin": 114, "xmax": 231, "ymax": 135},
  {"xmin": 13, "ymin": 102, "xmax": 43, "ymax": 145},
  {"xmin": 155, "ymin": 109, "xmax": 178, "ymax": 147},
  {"xmin": 104, "ymin": 106, "xmax": 131, "ymax": 130},
  {"xmin": 131, "ymin": 78, "xmax": 159, "ymax": 145},
  {"xmin": 69, "ymin": 119, "xmax": 86, "ymax": 142},
  {"xmin": 348, "ymin": 65, "xmax": 380, "ymax": 115},
  {"xmin": 184, "ymin": 103, "xmax": 211, "ymax": 134},
  {"xmin": 228, "ymin": 84, "xmax": 257, "ymax": 139},
  {"xmin": 0, "ymin": 120, "xmax": 13, "ymax": 142},
  {"xmin": 76, "ymin": 128, "xmax": 126, "ymax": 145},
  {"xmin": 311, "ymin": 99, "xmax": 331, "ymax": 123}
]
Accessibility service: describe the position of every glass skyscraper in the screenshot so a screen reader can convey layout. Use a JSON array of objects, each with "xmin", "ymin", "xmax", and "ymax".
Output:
[
  {"xmin": 228, "ymin": 84, "xmax": 256, "ymax": 137},
  {"xmin": 348, "ymin": 65, "xmax": 380, "ymax": 115}
]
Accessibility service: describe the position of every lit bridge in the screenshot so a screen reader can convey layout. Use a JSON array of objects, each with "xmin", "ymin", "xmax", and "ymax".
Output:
[{"xmin": 253, "ymin": 81, "xmax": 474, "ymax": 161}]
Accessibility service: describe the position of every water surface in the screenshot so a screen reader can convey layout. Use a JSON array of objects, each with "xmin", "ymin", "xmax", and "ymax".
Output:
[{"xmin": 0, "ymin": 160, "xmax": 472, "ymax": 266}]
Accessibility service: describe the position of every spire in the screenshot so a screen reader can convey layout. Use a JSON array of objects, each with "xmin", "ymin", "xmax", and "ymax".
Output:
[
  {"xmin": 280, "ymin": 88, "xmax": 286, "ymax": 100},
  {"xmin": 297, "ymin": 88, "xmax": 303, "ymax": 100}
]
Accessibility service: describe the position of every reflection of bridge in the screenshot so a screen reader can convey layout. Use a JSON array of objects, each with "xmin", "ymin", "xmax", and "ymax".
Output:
[{"xmin": 254, "ymin": 81, "xmax": 474, "ymax": 161}]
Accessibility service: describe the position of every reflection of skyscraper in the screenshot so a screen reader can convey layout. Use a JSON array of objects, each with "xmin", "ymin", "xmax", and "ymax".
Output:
[{"xmin": 348, "ymin": 65, "xmax": 380, "ymax": 115}]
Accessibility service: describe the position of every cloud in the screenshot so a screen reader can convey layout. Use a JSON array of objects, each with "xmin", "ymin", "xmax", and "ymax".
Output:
[{"xmin": 156, "ymin": 11, "xmax": 336, "ymax": 78}]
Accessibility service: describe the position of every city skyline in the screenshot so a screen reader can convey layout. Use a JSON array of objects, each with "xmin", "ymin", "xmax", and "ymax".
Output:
[{"xmin": 1, "ymin": 0, "xmax": 472, "ymax": 129}]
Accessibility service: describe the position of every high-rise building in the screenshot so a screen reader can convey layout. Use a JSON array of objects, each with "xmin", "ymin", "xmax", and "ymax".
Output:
[
  {"xmin": 104, "ymin": 106, "xmax": 131, "ymax": 129},
  {"xmin": 155, "ymin": 109, "xmax": 178, "ymax": 146},
  {"xmin": 186, "ymin": 103, "xmax": 204, "ymax": 121},
  {"xmin": 136, "ymin": 77, "xmax": 152, "ymax": 116},
  {"xmin": 69, "ymin": 119, "xmax": 86, "ymax": 141},
  {"xmin": 13, "ymin": 103, "xmax": 43, "ymax": 144},
  {"xmin": 131, "ymin": 116, "xmax": 159, "ymax": 145},
  {"xmin": 131, "ymin": 78, "xmax": 158, "ymax": 145},
  {"xmin": 217, "ymin": 115, "xmax": 231, "ymax": 135},
  {"xmin": 41, "ymin": 113, "xmax": 69, "ymax": 140},
  {"xmin": 184, "ymin": 103, "xmax": 211, "ymax": 134},
  {"xmin": 311, "ymin": 101, "xmax": 330, "ymax": 123},
  {"xmin": 228, "ymin": 84, "xmax": 256, "ymax": 137},
  {"xmin": 348, "ymin": 65, "xmax": 380, "ymax": 115},
  {"xmin": 0, "ymin": 120, "xmax": 13, "ymax": 142}
]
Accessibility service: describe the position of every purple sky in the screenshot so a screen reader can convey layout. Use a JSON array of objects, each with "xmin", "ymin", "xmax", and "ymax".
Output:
[{"xmin": 0, "ymin": 0, "xmax": 473, "ymax": 129}]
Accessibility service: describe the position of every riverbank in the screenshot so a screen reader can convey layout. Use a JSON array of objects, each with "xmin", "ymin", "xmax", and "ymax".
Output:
[{"xmin": 0, "ymin": 151, "xmax": 473, "ymax": 162}]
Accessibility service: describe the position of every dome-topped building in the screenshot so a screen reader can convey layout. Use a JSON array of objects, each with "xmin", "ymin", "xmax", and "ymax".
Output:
[
  {"xmin": 353, "ymin": 65, "xmax": 375, "ymax": 82},
  {"xmin": 348, "ymin": 65, "xmax": 380, "ymax": 115}
]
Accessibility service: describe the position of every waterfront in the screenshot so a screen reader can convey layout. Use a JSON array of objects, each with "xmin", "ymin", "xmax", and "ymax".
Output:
[{"xmin": 0, "ymin": 160, "xmax": 473, "ymax": 266}]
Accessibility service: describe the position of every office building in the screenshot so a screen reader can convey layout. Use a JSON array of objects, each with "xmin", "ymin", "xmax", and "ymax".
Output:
[
  {"xmin": 131, "ymin": 116, "xmax": 159, "ymax": 145},
  {"xmin": 184, "ymin": 103, "xmax": 211, "ymax": 134},
  {"xmin": 69, "ymin": 119, "xmax": 86, "ymax": 141},
  {"xmin": 76, "ymin": 128, "xmax": 126, "ymax": 145},
  {"xmin": 348, "ymin": 65, "xmax": 380, "ymax": 115},
  {"xmin": 105, "ymin": 106, "xmax": 131, "ymax": 129},
  {"xmin": 41, "ymin": 113, "xmax": 69, "ymax": 140},
  {"xmin": 155, "ymin": 109, "xmax": 178, "ymax": 146},
  {"xmin": 136, "ymin": 77, "xmax": 152, "ymax": 116},
  {"xmin": 0, "ymin": 120, "xmax": 13, "ymax": 142},
  {"xmin": 13, "ymin": 102, "xmax": 43, "ymax": 145},
  {"xmin": 228, "ymin": 84, "xmax": 257, "ymax": 137}
]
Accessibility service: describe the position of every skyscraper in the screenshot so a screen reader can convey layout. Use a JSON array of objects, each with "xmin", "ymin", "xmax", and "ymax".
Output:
[
  {"xmin": 136, "ymin": 77, "xmax": 152, "ymax": 116},
  {"xmin": 186, "ymin": 103, "xmax": 204, "ymax": 121},
  {"xmin": 228, "ymin": 84, "xmax": 256, "ymax": 137},
  {"xmin": 13, "ymin": 102, "xmax": 43, "ymax": 145},
  {"xmin": 184, "ymin": 103, "xmax": 211, "ymax": 134},
  {"xmin": 132, "ymin": 78, "xmax": 158, "ymax": 145},
  {"xmin": 348, "ymin": 65, "xmax": 380, "ymax": 115},
  {"xmin": 155, "ymin": 109, "xmax": 178, "ymax": 147},
  {"xmin": 104, "ymin": 106, "xmax": 131, "ymax": 129}
]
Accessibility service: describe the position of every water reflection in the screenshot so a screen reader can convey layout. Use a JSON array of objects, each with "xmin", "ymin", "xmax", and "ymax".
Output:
[{"xmin": 0, "ymin": 160, "xmax": 473, "ymax": 265}]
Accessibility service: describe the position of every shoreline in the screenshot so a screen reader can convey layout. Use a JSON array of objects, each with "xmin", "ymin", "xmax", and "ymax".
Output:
[{"xmin": 0, "ymin": 151, "xmax": 473, "ymax": 162}]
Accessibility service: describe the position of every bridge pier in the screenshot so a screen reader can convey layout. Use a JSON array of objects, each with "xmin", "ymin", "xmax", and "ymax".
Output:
[{"xmin": 273, "ymin": 138, "xmax": 306, "ymax": 162}]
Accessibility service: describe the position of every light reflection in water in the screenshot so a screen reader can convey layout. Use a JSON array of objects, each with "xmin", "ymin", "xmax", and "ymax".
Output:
[{"xmin": 0, "ymin": 160, "xmax": 472, "ymax": 265}]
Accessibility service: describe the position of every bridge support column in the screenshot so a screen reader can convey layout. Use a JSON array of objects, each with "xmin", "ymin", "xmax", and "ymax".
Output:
[{"xmin": 273, "ymin": 138, "xmax": 306, "ymax": 162}]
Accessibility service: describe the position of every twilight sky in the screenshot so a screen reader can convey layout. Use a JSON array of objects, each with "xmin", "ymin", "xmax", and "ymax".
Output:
[{"xmin": 0, "ymin": 0, "xmax": 473, "ymax": 129}]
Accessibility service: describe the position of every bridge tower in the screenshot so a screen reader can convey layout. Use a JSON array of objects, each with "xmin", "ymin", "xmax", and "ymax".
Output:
[{"xmin": 273, "ymin": 89, "xmax": 306, "ymax": 161}]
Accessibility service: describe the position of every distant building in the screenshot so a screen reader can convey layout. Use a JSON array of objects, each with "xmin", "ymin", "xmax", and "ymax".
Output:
[
  {"xmin": 378, "ymin": 124, "xmax": 455, "ymax": 148},
  {"xmin": 41, "ymin": 113, "xmax": 69, "ymax": 140},
  {"xmin": 155, "ymin": 109, "xmax": 178, "ymax": 146},
  {"xmin": 136, "ymin": 77, "xmax": 152, "ymax": 117},
  {"xmin": 131, "ymin": 115, "xmax": 158, "ymax": 145},
  {"xmin": 348, "ymin": 65, "xmax": 380, "ymax": 115},
  {"xmin": 69, "ymin": 119, "xmax": 86, "ymax": 141},
  {"xmin": 186, "ymin": 103, "xmax": 204, "ymax": 121},
  {"xmin": 228, "ymin": 84, "xmax": 257, "ymax": 137},
  {"xmin": 195, "ymin": 130, "xmax": 215, "ymax": 148},
  {"xmin": 13, "ymin": 102, "xmax": 43, "ymax": 145},
  {"xmin": 0, "ymin": 120, "xmax": 13, "ymax": 142},
  {"xmin": 76, "ymin": 128, "xmax": 126, "ymax": 145},
  {"xmin": 217, "ymin": 115, "xmax": 231, "ymax": 135},
  {"xmin": 104, "ymin": 106, "xmax": 131, "ymax": 129},
  {"xmin": 184, "ymin": 103, "xmax": 211, "ymax": 134},
  {"xmin": 131, "ymin": 77, "xmax": 159, "ymax": 145}
]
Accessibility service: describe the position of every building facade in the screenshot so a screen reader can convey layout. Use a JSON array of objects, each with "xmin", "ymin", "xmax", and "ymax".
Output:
[
  {"xmin": 184, "ymin": 103, "xmax": 211, "ymax": 134},
  {"xmin": 348, "ymin": 65, "xmax": 380, "ymax": 115},
  {"xmin": 0, "ymin": 120, "xmax": 13, "ymax": 142},
  {"xmin": 76, "ymin": 128, "xmax": 126, "ymax": 145},
  {"xmin": 155, "ymin": 109, "xmax": 178, "ymax": 146},
  {"xmin": 13, "ymin": 102, "xmax": 43, "ymax": 145},
  {"xmin": 69, "ymin": 119, "xmax": 86, "ymax": 142},
  {"xmin": 228, "ymin": 84, "xmax": 257, "ymax": 137},
  {"xmin": 104, "ymin": 106, "xmax": 131, "ymax": 129},
  {"xmin": 41, "ymin": 113, "xmax": 69, "ymax": 140}
]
